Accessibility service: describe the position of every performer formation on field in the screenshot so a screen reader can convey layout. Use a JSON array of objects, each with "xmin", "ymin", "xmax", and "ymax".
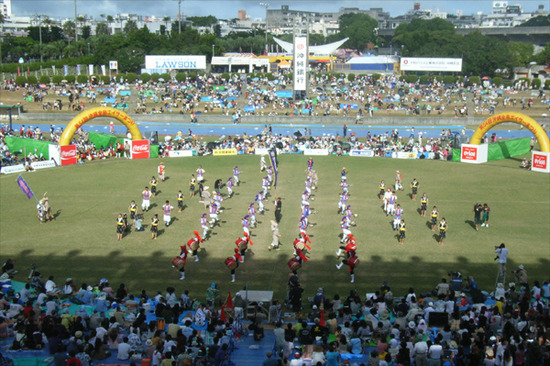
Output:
[{"xmin": 335, "ymin": 167, "xmax": 359, "ymax": 283}]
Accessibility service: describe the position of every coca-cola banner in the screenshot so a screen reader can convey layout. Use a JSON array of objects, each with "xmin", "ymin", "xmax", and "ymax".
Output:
[
  {"xmin": 60, "ymin": 145, "xmax": 78, "ymax": 166},
  {"xmin": 131, "ymin": 139, "xmax": 150, "ymax": 159}
]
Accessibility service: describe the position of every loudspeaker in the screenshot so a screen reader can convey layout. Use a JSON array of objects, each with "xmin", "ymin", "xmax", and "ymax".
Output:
[
  {"xmin": 143, "ymin": 131, "xmax": 158, "ymax": 145},
  {"xmin": 428, "ymin": 312, "xmax": 448, "ymax": 327}
]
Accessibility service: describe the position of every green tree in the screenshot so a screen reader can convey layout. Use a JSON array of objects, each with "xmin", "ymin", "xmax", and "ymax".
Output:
[
  {"xmin": 124, "ymin": 20, "xmax": 138, "ymax": 34},
  {"xmin": 52, "ymin": 75, "xmax": 63, "ymax": 84},
  {"xmin": 508, "ymin": 41, "xmax": 534, "ymax": 67},
  {"xmin": 392, "ymin": 18, "xmax": 460, "ymax": 57},
  {"xmin": 81, "ymin": 25, "xmax": 91, "ymax": 39},
  {"xmin": 65, "ymin": 74, "xmax": 76, "ymax": 83},
  {"xmin": 77, "ymin": 74, "xmax": 88, "ymax": 83},
  {"xmin": 95, "ymin": 22, "xmax": 110, "ymax": 36},
  {"xmin": 335, "ymin": 13, "xmax": 378, "ymax": 50},
  {"xmin": 518, "ymin": 14, "xmax": 550, "ymax": 27},
  {"xmin": 126, "ymin": 72, "xmax": 138, "ymax": 82},
  {"xmin": 187, "ymin": 15, "xmax": 217, "ymax": 27},
  {"xmin": 175, "ymin": 72, "xmax": 186, "ymax": 82},
  {"xmin": 15, "ymin": 76, "xmax": 27, "ymax": 86},
  {"xmin": 534, "ymin": 42, "xmax": 550, "ymax": 66},
  {"xmin": 140, "ymin": 73, "xmax": 151, "ymax": 82},
  {"xmin": 27, "ymin": 75, "xmax": 38, "ymax": 84},
  {"xmin": 63, "ymin": 20, "xmax": 76, "ymax": 40},
  {"xmin": 151, "ymin": 73, "xmax": 160, "ymax": 82},
  {"xmin": 39, "ymin": 75, "xmax": 51, "ymax": 84}
]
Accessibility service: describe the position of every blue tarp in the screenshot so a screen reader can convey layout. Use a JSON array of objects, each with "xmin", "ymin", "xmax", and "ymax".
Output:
[
  {"xmin": 276, "ymin": 90, "xmax": 293, "ymax": 98},
  {"xmin": 339, "ymin": 104, "xmax": 359, "ymax": 109},
  {"xmin": 104, "ymin": 97, "xmax": 116, "ymax": 103},
  {"xmin": 243, "ymin": 105, "xmax": 256, "ymax": 113},
  {"xmin": 120, "ymin": 90, "xmax": 132, "ymax": 96}
]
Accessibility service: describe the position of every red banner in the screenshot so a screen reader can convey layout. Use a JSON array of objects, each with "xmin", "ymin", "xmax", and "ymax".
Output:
[
  {"xmin": 461, "ymin": 146, "xmax": 477, "ymax": 161},
  {"xmin": 131, "ymin": 139, "xmax": 150, "ymax": 159},
  {"xmin": 60, "ymin": 145, "xmax": 78, "ymax": 166},
  {"xmin": 533, "ymin": 153, "xmax": 547, "ymax": 170}
]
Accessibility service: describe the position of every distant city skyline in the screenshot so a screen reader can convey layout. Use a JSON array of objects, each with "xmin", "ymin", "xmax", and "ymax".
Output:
[{"xmin": 9, "ymin": 0, "xmax": 548, "ymax": 20}]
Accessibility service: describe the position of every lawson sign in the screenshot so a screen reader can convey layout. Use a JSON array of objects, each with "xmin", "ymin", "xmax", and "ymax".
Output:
[{"xmin": 145, "ymin": 55, "xmax": 206, "ymax": 70}]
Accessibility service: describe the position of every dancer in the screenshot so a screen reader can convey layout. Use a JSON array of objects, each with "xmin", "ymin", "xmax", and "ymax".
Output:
[
  {"xmin": 128, "ymin": 200, "xmax": 137, "ymax": 226},
  {"xmin": 235, "ymin": 232, "xmax": 253, "ymax": 263},
  {"xmin": 177, "ymin": 191, "xmax": 185, "ymax": 213},
  {"xmin": 141, "ymin": 187, "xmax": 151, "ymax": 212},
  {"xmin": 379, "ymin": 180, "xmax": 385, "ymax": 200},
  {"xmin": 200, "ymin": 213, "xmax": 209, "ymax": 239},
  {"xmin": 151, "ymin": 214, "xmax": 159, "ymax": 240},
  {"xmin": 226, "ymin": 177, "xmax": 234, "ymax": 198},
  {"xmin": 225, "ymin": 248, "xmax": 243, "ymax": 282},
  {"xmin": 439, "ymin": 218, "xmax": 447, "ymax": 245},
  {"xmin": 173, "ymin": 245, "xmax": 188, "ymax": 280},
  {"xmin": 393, "ymin": 204, "xmax": 404, "ymax": 231},
  {"xmin": 233, "ymin": 166, "xmax": 240, "ymax": 185},
  {"xmin": 336, "ymin": 251, "xmax": 359, "ymax": 283},
  {"xmin": 150, "ymin": 176, "xmax": 158, "ymax": 197},
  {"xmin": 410, "ymin": 178, "xmax": 419, "ymax": 200},
  {"xmin": 116, "ymin": 213, "xmax": 125, "ymax": 241},
  {"xmin": 187, "ymin": 231, "xmax": 204, "ymax": 262},
  {"xmin": 420, "ymin": 193, "xmax": 428, "ymax": 217},
  {"xmin": 430, "ymin": 206, "xmax": 439, "ymax": 231},
  {"xmin": 398, "ymin": 219, "xmax": 406, "ymax": 244},
  {"xmin": 158, "ymin": 162, "xmax": 166, "ymax": 182},
  {"xmin": 162, "ymin": 200, "xmax": 174, "ymax": 226}
]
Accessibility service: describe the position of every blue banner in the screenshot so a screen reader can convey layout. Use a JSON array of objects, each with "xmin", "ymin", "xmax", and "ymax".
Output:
[
  {"xmin": 268, "ymin": 149, "xmax": 278, "ymax": 187},
  {"xmin": 17, "ymin": 176, "xmax": 34, "ymax": 199}
]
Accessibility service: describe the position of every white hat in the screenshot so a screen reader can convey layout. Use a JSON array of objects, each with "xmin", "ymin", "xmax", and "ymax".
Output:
[{"xmin": 518, "ymin": 264, "xmax": 524, "ymax": 270}]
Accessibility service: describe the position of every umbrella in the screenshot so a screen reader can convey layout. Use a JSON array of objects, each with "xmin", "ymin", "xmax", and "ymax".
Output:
[
  {"xmin": 482, "ymin": 76, "xmax": 490, "ymax": 80},
  {"xmin": 158, "ymin": 78, "xmax": 165, "ymax": 82}
]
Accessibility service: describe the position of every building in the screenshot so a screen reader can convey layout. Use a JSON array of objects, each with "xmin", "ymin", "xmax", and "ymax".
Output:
[{"xmin": 0, "ymin": 0, "xmax": 12, "ymax": 19}]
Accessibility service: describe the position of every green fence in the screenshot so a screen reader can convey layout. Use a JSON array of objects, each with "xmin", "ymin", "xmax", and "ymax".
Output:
[
  {"xmin": 5, "ymin": 136, "xmax": 54, "ymax": 160},
  {"xmin": 487, "ymin": 138, "xmax": 530, "ymax": 161},
  {"xmin": 88, "ymin": 132, "xmax": 122, "ymax": 149}
]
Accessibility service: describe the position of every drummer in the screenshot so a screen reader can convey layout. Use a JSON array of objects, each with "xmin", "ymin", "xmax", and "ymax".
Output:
[
  {"xmin": 40, "ymin": 194, "xmax": 53, "ymax": 221},
  {"xmin": 174, "ymin": 245, "xmax": 188, "ymax": 280},
  {"xmin": 235, "ymin": 232, "xmax": 253, "ymax": 263},
  {"xmin": 225, "ymin": 248, "xmax": 243, "ymax": 282},
  {"xmin": 187, "ymin": 231, "xmax": 204, "ymax": 262},
  {"xmin": 336, "ymin": 251, "xmax": 359, "ymax": 283}
]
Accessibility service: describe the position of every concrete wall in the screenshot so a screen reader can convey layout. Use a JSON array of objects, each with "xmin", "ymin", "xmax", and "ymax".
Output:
[{"xmin": 19, "ymin": 112, "xmax": 550, "ymax": 126}]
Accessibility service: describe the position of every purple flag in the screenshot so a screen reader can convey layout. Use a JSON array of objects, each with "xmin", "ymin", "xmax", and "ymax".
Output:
[
  {"xmin": 269, "ymin": 148, "xmax": 278, "ymax": 187},
  {"xmin": 17, "ymin": 176, "xmax": 34, "ymax": 199}
]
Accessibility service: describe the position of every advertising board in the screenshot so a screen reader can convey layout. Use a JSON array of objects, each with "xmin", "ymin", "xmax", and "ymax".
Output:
[
  {"xmin": 145, "ymin": 55, "xmax": 207, "ymax": 70},
  {"xmin": 400, "ymin": 57, "xmax": 462, "ymax": 72}
]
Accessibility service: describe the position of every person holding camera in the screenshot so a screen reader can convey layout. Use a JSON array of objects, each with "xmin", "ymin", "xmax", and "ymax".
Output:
[
  {"xmin": 494, "ymin": 243, "xmax": 509, "ymax": 285},
  {"xmin": 512, "ymin": 264, "xmax": 528, "ymax": 285}
]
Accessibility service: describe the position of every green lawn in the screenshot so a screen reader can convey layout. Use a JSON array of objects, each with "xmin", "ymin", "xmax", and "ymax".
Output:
[{"xmin": 1, "ymin": 154, "xmax": 548, "ymax": 304}]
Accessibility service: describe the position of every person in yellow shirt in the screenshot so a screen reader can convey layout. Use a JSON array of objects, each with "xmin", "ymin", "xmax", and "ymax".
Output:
[
  {"xmin": 116, "ymin": 213, "xmax": 126, "ymax": 241},
  {"xmin": 399, "ymin": 219, "xmax": 406, "ymax": 245},
  {"xmin": 439, "ymin": 218, "xmax": 447, "ymax": 245},
  {"xmin": 151, "ymin": 214, "xmax": 159, "ymax": 240}
]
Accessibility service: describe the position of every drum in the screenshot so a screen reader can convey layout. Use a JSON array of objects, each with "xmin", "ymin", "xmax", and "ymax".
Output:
[
  {"xmin": 172, "ymin": 257, "xmax": 185, "ymax": 270},
  {"xmin": 348, "ymin": 257, "xmax": 359, "ymax": 267},
  {"xmin": 237, "ymin": 241, "xmax": 248, "ymax": 251},
  {"xmin": 288, "ymin": 259, "xmax": 301, "ymax": 271},
  {"xmin": 190, "ymin": 240, "xmax": 200, "ymax": 251},
  {"xmin": 225, "ymin": 257, "xmax": 238, "ymax": 270},
  {"xmin": 295, "ymin": 241, "xmax": 305, "ymax": 251}
]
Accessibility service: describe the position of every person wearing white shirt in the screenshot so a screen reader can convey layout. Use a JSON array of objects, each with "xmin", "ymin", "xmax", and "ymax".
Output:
[
  {"xmin": 44, "ymin": 276, "xmax": 59, "ymax": 295},
  {"xmin": 428, "ymin": 338, "xmax": 443, "ymax": 365},
  {"xmin": 289, "ymin": 353, "xmax": 303, "ymax": 366},
  {"xmin": 117, "ymin": 337, "xmax": 132, "ymax": 360},
  {"xmin": 414, "ymin": 339, "xmax": 428, "ymax": 366},
  {"xmin": 494, "ymin": 243, "xmax": 509, "ymax": 284}
]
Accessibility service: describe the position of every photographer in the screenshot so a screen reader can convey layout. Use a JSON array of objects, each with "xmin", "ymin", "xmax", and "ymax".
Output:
[
  {"xmin": 494, "ymin": 243, "xmax": 509, "ymax": 285},
  {"xmin": 512, "ymin": 264, "xmax": 528, "ymax": 285}
]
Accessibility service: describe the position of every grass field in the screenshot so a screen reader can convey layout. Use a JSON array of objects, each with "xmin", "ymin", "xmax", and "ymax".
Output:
[{"xmin": 1, "ymin": 153, "xmax": 548, "ymax": 304}]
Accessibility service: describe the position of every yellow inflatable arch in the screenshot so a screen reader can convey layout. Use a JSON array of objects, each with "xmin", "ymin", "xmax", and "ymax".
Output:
[
  {"xmin": 59, "ymin": 107, "xmax": 143, "ymax": 146},
  {"xmin": 470, "ymin": 112, "xmax": 550, "ymax": 153}
]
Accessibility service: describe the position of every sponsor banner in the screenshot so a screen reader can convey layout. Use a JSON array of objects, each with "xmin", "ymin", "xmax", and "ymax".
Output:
[
  {"xmin": 0, "ymin": 164, "xmax": 26, "ymax": 174},
  {"xmin": 31, "ymin": 160, "xmax": 56, "ymax": 170},
  {"xmin": 293, "ymin": 36, "xmax": 308, "ymax": 91},
  {"xmin": 460, "ymin": 144, "xmax": 488, "ymax": 164},
  {"xmin": 396, "ymin": 152, "xmax": 417, "ymax": 159},
  {"xmin": 213, "ymin": 148, "xmax": 237, "ymax": 156},
  {"xmin": 131, "ymin": 140, "xmax": 150, "ymax": 159},
  {"xmin": 60, "ymin": 145, "xmax": 78, "ymax": 166},
  {"xmin": 109, "ymin": 60, "xmax": 118, "ymax": 70},
  {"xmin": 400, "ymin": 57, "xmax": 462, "ymax": 72},
  {"xmin": 168, "ymin": 150, "xmax": 193, "ymax": 158},
  {"xmin": 255, "ymin": 148, "xmax": 270, "ymax": 155},
  {"xmin": 531, "ymin": 151, "xmax": 550, "ymax": 173},
  {"xmin": 350, "ymin": 150, "xmax": 375, "ymax": 157},
  {"xmin": 303, "ymin": 148, "xmax": 329, "ymax": 156},
  {"xmin": 145, "ymin": 55, "xmax": 207, "ymax": 70}
]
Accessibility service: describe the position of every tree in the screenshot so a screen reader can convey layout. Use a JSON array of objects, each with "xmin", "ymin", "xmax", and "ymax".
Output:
[
  {"xmin": 81, "ymin": 25, "xmax": 91, "ymax": 39},
  {"xmin": 187, "ymin": 15, "xmax": 217, "ymax": 27},
  {"xmin": 335, "ymin": 13, "xmax": 378, "ymax": 50},
  {"xmin": 96, "ymin": 22, "xmax": 111, "ymax": 36},
  {"xmin": 63, "ymin": 20, "xmax": 76, "ymax": 40},
  {"xmin": 124, "ymin": 20, "xmax": 138, "ymax": 34},
  {"xmin": 162, "ymin": 16, "xmax": 171, "ymax": 33},
  {"xmin": 534, "ymin": 42, "xmax": 550, "ymax": 66},
  {"xmin": 518, "ymin": 14, "xmax": 550, "ymax": 27}
]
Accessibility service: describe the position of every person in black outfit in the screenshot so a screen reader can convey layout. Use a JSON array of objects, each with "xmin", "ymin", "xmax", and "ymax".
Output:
[
  {"xmin": 214, "ymin": 179, "xmax": 222, "ymax": 194},
  {"xmin": 288, "ymin": 273, "xmax": 303, "ymax": 312},
  {"xmin": 274, "ymin": 197, "xmax": 282, "ymax": 223},
  {"xmin": 473, "ymin": 203, "xmax": 482, "ymax": 231}
]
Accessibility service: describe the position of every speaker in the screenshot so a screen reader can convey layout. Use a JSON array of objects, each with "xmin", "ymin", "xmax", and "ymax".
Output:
[
  {"xmin": 428, "ymin": 312, "xmax": 448, "ymax": 327},
  {"xmin": 143, "ymin": 131, "xmax": 158, "ymax": 145}
]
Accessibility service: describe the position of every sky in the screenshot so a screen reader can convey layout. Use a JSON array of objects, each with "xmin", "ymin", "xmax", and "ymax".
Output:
[{"xmin": 10, "ymin": 0, "xmax": 547, "ymax": 20}]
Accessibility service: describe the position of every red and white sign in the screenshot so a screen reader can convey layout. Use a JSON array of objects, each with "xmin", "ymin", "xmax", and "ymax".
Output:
[
  {"xmin": 60, "ymin": 145, "xmax": 78, "ymax": 166},
  {"xmin": 131, "ymin": 139, "xmax": 150, "ymax": 159},
  {"xmin": 461, "ymin": 146, "xmax": 478, "ymax": 161},
  {"xmin": 531, "ymin": 151, "xmax": 550, "ymax": 173},
  {"xmin": 460, "ymin": 144, "xmax": 488, "ymax": 164}
]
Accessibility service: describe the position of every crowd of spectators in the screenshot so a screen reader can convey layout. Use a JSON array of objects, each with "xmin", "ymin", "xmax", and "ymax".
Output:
[
  {"xmin": 0, "ymin": 261, "xmax": 548, "ymax": 366},
  {"xmin": 3, "ymin": 72, "xmax": 549, "ymax": 118}
]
